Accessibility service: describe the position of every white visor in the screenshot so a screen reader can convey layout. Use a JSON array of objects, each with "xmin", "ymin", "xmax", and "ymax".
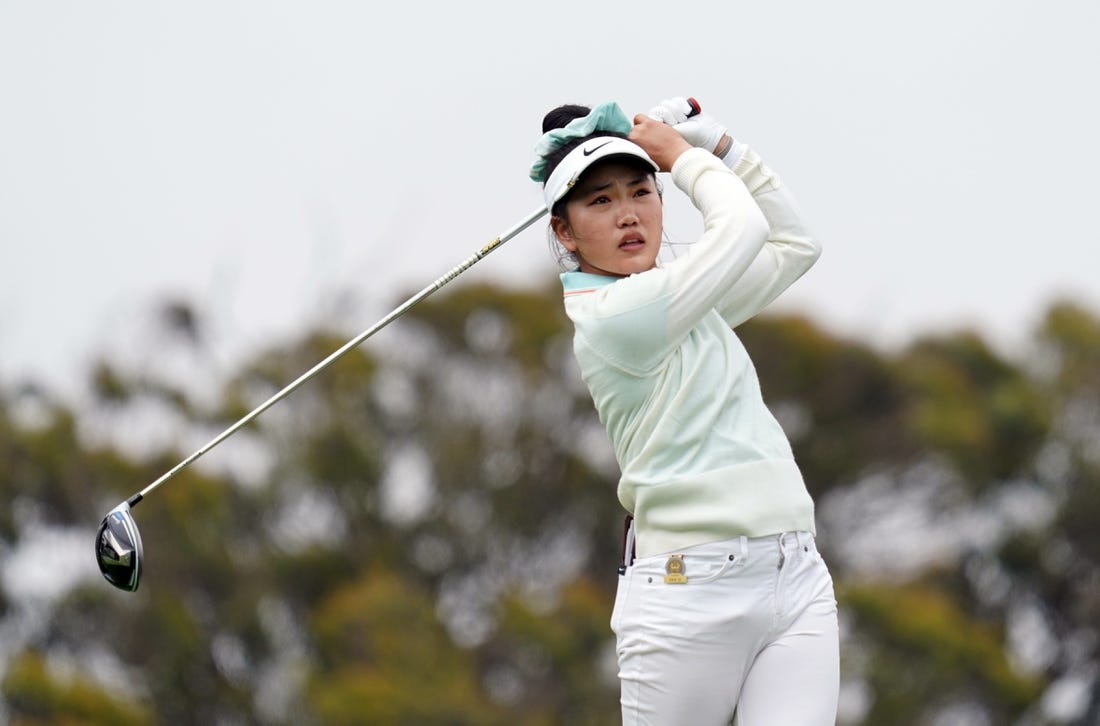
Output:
[{"xmin": 543, "ymin": 136, "xmax": 659, "ymax": 211}]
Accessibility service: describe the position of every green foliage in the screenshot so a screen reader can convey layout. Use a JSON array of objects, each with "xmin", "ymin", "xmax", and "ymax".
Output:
[
  {"xmin": 898, "ymin": 332, "xmax": 1051, "ymax": 486},
  {"xmin": 740, "ymin": 315, "xmax": 910, "ymax": 495},
  {"xmin": 1, "ymin": 284, "xmax": 1098, "ymax": 723},
  {"xmin": 489, "ymin": 578, "xmax": 620, "ymax": 723},
  {"xmin": 90, "ymin": 362, "xmax": 131, "ymax": 404},
  {"xmin": 308, "ymin": 569, "xmax": 501, "ymax": 724},
  {"xmin": 843, "ymin": 581, "xmax": 1042, "ymax": 721},
  {"xmin": 1039, "ymin": 300, "xmax": 1100, "ymax": 393},
  {"xmin": 2, "ymin": 651, "xmax": 153, "ymax": 725},
  {"xmin": 0, "ymin": 394, "xmax": 18, "ymax": 543},
  {"xmin": 402, "ymin": 282, "xmax": 572, "ymax": 373}
]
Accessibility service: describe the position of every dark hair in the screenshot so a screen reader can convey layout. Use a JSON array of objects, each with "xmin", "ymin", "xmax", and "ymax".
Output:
[{"xmin": 542, "ymin": 103, "xmax": 591, "ymax": 134}]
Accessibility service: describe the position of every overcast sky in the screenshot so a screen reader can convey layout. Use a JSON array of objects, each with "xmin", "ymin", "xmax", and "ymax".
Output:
[{"xmin": 2, "ymin": 0, "xmax": 1098, "ymax": 398}]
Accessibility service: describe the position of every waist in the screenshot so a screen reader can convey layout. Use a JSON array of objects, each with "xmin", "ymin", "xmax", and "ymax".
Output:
[
  {"xmin": 622, "ymin": 524, "xmax": 818, "ymax": 571},
  {"xmin": 622, "ymin": 458, "xmax": 816, "ymax": 558}
]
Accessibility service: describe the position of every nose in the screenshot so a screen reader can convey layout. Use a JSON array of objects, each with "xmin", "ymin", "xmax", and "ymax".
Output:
[{"xmin": 617, "ymin": 204, "xmax": 639, "ymax": 227}]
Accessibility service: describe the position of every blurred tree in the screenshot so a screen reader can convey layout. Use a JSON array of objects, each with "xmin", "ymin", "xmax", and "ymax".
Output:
[
  {"xmin": 484, "ymin": 577, "xmax": 621, "ymax": 724},
  {"xmin": 1005, "ymin": 302, "xmax": 1100, "ymax": 723},
  {"xmin": 738, "ymin": 315, "xmax": 913, "ymax": 497},
  {"xmin": 843, "ymin": 581, "xmax": 1041, "ymax": 724},
  {"xmin": 898, "ymin": 331, "xmax": 1051, "ymax": 488},
  {"xmin": 2, "ymin": 650, "xmax": 153, "ymax": 725},
  {"xmin": 308, "ymin": 568, "xmax": 501, "ymax": 724},
  {"xmin": 0, "ymin": 284, "xmax": 1096, "ymax": 724}
]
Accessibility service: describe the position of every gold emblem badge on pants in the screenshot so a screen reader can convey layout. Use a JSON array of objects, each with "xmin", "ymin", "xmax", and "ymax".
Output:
[{"xmin": 664, "ymin": 554, "xmax": 688, "ymax": 584}]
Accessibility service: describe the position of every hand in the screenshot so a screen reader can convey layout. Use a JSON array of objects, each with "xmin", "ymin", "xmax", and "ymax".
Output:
[
  {"xmin": 629, "ymin": 114, "xmax": 692, "ymax": 172},
  {"xmin": 646, "ymin": 96, "xmax": 697, "ymax": 125},
  {"xmin": 648, "ymin": 96, "xmax": 730, "ymax": 157}
]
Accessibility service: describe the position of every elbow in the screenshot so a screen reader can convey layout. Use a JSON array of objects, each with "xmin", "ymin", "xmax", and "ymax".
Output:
[
  {"xmin": 785, "ymin": 226, "xmax": 822, "ymax": 270},
  {"xmin": 772, "ymin": 230, "xmax": 821, "ymax": 277},
  {"xmin": 807, "ymin": 236, "xmax": 823, "ymax": 266},
  {"xmin": 793, "ymin": 236, "xmax": 822, "ymax": 278}
]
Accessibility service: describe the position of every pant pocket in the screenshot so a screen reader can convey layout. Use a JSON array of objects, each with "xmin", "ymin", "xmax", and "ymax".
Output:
[{"xmin": 629, "ymin": 550, "xmax": 743, "ymax": 587}]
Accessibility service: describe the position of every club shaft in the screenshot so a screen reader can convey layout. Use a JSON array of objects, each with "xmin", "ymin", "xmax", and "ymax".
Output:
[{"xmin": 135, "ymin": 205, "xmax": 548, "ymax": 502}]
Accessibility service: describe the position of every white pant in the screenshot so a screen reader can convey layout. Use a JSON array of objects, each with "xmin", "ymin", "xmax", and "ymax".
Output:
[{"xmin": 611, "ymin": 532, "xmax": 839, "ymax": 725}]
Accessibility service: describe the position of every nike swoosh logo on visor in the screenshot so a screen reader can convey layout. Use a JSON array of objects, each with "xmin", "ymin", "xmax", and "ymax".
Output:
[{"xmin": 583, "ymin": 140, "xmax": 613, "ymax": 156}]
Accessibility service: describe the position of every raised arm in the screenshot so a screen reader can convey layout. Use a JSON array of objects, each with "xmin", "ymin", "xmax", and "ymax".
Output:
[
  {"xmin": 566, "ymin": 102, "xmax": 817, "ymax": 374},
  {"xmin": 650, "ymin": 97, "xmax": 821, "ymax": 327},
  {"xmin": 714, "ymin": 145, "xmax": 821, "ymax": 328},
  {"xmin": 570, "ymin": 141, "xmax": 771, "ymax": 375}
]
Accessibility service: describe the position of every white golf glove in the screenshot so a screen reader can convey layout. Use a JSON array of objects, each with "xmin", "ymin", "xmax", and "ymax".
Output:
[
  {"xmin": 647, "ymin": 96, "xmax": 744, "ymax": 165},
  {"xmin": 646, "ymin": 96, "xmax": 697, "ymax": 125}
]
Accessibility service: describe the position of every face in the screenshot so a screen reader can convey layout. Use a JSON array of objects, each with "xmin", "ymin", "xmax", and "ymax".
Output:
[{"xmin": 551, "ymin": 161, "xmax": 663, "ymax": 277}]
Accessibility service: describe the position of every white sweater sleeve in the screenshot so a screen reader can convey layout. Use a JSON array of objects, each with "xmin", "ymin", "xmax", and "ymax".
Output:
[
  {"xmin": 714, "ymin": 147, "xmax": 822, "ymax": 328},
  {"xmin": 570, "ymin": 148, "xmax": 771, "ymax": 374}
]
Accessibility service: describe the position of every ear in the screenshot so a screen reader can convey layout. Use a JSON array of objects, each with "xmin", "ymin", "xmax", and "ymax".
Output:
[{"xmin": 550, "ymin": 216, "xmax": 578, "ymax": 253}]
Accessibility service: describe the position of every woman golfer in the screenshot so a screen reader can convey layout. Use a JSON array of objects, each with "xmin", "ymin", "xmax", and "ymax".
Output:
[{"xmin": 530, "ymin": 98, "xmax": 839, "ymax": 724}]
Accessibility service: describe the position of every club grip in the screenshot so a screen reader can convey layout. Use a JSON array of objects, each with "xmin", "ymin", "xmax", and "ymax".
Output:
[{"xmin": 686, "ymin": 97, "xmax": 701, "ymax": 117}]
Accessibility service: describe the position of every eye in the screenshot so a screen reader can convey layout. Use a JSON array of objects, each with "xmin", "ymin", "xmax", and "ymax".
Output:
[
  {"xmin": 589, "ymin": 195, "xmax": 611, "ymax": 205},
  {"xmin": 634, "ymin": 188, "xmax": 651, "ymax": 198}
]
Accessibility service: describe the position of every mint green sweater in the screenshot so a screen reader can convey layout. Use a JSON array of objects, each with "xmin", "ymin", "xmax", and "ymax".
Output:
[{"xmin": 560, "ymin": 146, "xmax": 821, "ymax": 557}]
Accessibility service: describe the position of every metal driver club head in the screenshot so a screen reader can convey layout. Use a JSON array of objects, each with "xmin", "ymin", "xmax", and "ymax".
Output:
[
  {"xmin": 94, "ymin": 204, "xmax": 549, "ymax": 592},
  {"xmin": 96, "ymin": 496, "xmax": 144, "ymax": 592}
]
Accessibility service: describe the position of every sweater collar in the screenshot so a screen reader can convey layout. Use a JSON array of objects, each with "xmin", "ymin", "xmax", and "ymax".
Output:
[{"xmin": 560, "ymin": 271, "xmax": 619, "ymax": 293}]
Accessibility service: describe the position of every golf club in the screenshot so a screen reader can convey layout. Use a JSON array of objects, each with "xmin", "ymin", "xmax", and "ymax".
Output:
[
  {"xmin": 96, "ymin": 205, "xmax": 548, "ymax": 591},
  {"xmin": 95, "ymin": 97, "xmax": 702, "ymax": 592}
]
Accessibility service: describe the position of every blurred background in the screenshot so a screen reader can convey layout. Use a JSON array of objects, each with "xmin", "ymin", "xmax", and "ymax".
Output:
[{"xmin": 1, "ymin": 1, "xmax": 1098, "ymax": 724}]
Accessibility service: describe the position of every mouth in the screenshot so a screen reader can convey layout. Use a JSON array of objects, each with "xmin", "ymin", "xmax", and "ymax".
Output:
[{"xmin": 619, "ymin": 235, "xmax": 645, "ymax": 251}]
